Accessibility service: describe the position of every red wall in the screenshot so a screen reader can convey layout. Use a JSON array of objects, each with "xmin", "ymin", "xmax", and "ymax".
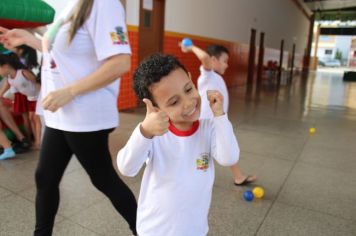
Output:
[
  {"xmin": 118, "ymin": 27, "xmax": 301, "ymax": 110},
  {"xmin": 117, "ymin": 28, "xmax": 139, "ymax": 110}
]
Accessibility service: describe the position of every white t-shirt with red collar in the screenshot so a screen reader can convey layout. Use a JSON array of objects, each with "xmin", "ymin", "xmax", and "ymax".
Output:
[
  {"xmin": 117, "ymin": 115, "xmax": 239, "ymax": 236},
  {"xmin": 41, "ymin": 0, "xmax": 131, "ymax": 132},
  {"xmin": 198, "ymin": 66, "xmax": 229, "ymax": 119}
]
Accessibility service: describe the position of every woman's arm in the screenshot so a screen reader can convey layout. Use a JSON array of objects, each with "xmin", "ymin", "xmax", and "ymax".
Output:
[
  {"xmin": 0, "ymin": 27, "xmax": 42, "ymax": 52},
  {"xmin": 41, "ymin": 53, "xmax": 131, "ymax": 112},
  {"xmin": 70, "ymin": 54, "xmax": 130, "ymax": 96}
]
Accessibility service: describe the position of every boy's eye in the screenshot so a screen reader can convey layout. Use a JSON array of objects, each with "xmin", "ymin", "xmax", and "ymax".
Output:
[
  {"xmin": 186, "ymin": 87, "xmax": 192, "ymax": 93},
  {"xmin": 169, "ymin": 100, "xmax": 178, "ymax": 106}
]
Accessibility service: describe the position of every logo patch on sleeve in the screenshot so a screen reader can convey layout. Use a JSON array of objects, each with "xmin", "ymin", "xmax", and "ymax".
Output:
[
  {"xmin": 196, "ymin": 153, "xmax": 209, "ymax": 171},
  {"xmin": 110, "ymin": 26, "xmax": 128, "ymax": 45}
]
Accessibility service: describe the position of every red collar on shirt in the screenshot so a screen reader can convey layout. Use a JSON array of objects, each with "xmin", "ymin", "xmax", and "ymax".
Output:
[{"xmin": 168, "ymin": 120, "xmax": 200, "ymax": 137}]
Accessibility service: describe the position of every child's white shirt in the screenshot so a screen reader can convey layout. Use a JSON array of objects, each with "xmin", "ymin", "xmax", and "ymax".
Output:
[
  {"xmin": 7, "ymin": 70, "xmax": 39, "ymax": 101},
  {"xmin": 41, "ymin": 0, "xmax": 130, "ymax": 132},
  {"xmin": 198, "ymin": 66, "xmax": 229, "ymax": 119},
  {"xmin": 117, "ymin": 115, "xmax": 239, "ymax": 236}
]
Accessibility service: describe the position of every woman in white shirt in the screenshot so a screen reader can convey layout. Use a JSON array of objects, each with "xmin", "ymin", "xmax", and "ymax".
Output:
[{"xmin": 0, "ymin": 0, "xmax": 137, "ymax": 235}]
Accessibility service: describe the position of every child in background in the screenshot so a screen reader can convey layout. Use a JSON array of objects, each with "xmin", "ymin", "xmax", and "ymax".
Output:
[
  {"xmin": 180, "ymin": 42, "xmax": 257, "ymax": 186},
  {"xmin": 117, "ymin": 54, "xmax": 239, "ymax": 236},
  {"xmin": 0, "ymin": 54, "xmax": 41, "ymax": 149},
  {"xmin": 13, "ymin": 45, "xmax": 39, "ymax": 70}
]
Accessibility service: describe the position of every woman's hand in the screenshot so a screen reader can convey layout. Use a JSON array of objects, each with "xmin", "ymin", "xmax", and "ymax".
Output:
[{"xmin": 42, "ymin": 87, "xmax": 75, "ymax": 112}]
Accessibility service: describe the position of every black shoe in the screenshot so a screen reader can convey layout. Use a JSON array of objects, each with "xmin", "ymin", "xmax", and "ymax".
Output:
[
  {"xmin": 20, "ymin": 138, "xmax": 31, "ymax": 149},
  {"xmin": 12, "ymin": 138, "xmax": 31, "ymax": 154}
]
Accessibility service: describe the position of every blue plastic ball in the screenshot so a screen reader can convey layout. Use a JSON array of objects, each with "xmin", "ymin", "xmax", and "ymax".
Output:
[
  {"xmin": 243, "ymin": 190, "xmax": 254, "ymax": 201},
  {"xmin": 182, "ymin": 38, "xmax": 193, "ymax": 47}
]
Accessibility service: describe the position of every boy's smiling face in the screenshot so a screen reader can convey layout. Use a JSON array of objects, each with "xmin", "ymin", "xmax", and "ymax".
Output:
[{"xmin": 150, "ymin": 68, "xmax": 201, "ymax": 130}]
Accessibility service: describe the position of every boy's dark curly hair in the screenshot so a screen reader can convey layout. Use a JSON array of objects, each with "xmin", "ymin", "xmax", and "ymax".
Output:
[
  {"xmin": 206, "ymin": 45, "xmax": 229, "ymax": 58},
  {"xmin": 133, "ymin": 53, "xmax": 188, "ymax": 104}
]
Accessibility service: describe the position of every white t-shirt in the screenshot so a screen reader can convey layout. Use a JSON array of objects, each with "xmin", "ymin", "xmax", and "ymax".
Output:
[
  {"xmin": 198, "ymin": 66, "xmax": 229, "ymax": 119},
  {"xmin": 41, "ymin": 0, "xmax": 131, "ymax": 132},
  {"xmin": 117, "ymin": 115, "xmax": 239, "ymax": 236},
  {"xmin": 7, "ymin": 70, "xmax": 39, "ymax": 101}
]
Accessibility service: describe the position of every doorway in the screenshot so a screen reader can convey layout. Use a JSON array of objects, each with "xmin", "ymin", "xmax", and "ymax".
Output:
[{"xmin": 138, "ymin": 0, "xmax": 165, "ymax": 62}]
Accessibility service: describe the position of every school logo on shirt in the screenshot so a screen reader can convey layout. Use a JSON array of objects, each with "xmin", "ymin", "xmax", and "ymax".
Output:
[
  {"xmin": 110, "ymin": 26, "xmax": 128, "ymax": 45},
  {"xmin": 196, "ymin": 153, "xmax": 209, "ymax": 171}
]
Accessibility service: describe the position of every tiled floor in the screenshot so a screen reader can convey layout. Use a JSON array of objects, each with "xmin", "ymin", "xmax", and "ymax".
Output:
[{"xmin": 1, "ymin": 69, "xmax": 356, "ymax": 235}]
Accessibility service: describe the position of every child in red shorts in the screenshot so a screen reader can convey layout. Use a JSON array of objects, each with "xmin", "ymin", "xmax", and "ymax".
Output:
[{"xmin": 0, "ymin": 54, "xmax": 41, "ymax": 149}]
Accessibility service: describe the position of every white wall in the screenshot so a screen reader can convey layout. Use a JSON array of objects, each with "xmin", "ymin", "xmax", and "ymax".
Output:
[
  {"xmin": 43, "ymin": 0, "xmax": 71, "ymax": 20},
  {"xmin": 45, "ymin": 0, "xmax": 310, "ymax": 54},
  {"xmin": 126, "ymin": 0, "xmax": 309, "ymax": 54},
  {"xmin": 126, "ymin": 0, "xmax": 140, "ymax": 25},
  {"xmin": 317, "ymin": 47, "xmax": 334, "ymax": 60},
  {"xmin": 335, "ymin": 36, "xmax": 352, "ymax": 60},
  {"xmin": 165, "ymin": 0, "xmax": 309, "ymax": 53}
]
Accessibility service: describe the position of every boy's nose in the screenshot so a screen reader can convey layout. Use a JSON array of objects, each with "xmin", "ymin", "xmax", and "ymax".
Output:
[{"xmin": 183, "ymin": 99, "xmax": 195, "ymax": 110}]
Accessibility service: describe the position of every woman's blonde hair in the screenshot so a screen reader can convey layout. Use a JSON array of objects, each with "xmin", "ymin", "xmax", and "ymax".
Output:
[{"xmin": 68, "ymin": 0, "xmax": 94, "ymax": 43}]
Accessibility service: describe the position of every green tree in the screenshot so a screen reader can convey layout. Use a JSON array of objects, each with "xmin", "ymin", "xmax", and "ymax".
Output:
[{"xmin": 335, "ymin": 49, "xmax": 342, "ymax": 61}]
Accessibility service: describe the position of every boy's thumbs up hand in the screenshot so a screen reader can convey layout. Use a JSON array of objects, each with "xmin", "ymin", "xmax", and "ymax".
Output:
[
  {"xmin": 143, "ymin": 98, "xmax": 157, "ymax": 114},
  {"xmin": 207, "ymin": 90, "xmax": 224, "ymax": 117},
  {"xmin": 140, "ymin": 98, "xmax": 170, "ymax": 138}
]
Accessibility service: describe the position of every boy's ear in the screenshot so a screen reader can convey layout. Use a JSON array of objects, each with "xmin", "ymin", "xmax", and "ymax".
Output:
[{"xmin": 211, "ymin": 56, "xmax": 218, "ymax": 63}]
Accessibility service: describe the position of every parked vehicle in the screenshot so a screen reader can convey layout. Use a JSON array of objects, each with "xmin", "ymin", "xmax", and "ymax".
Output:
[{"xmin": 318, "ymin": 59, "xmax": 341, "ymax": 67}]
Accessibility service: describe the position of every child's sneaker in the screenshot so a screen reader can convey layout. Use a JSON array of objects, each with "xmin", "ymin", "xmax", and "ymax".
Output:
[{"xmin": 0, "ymin": 148, "xmax": 16, "ymax": 160}]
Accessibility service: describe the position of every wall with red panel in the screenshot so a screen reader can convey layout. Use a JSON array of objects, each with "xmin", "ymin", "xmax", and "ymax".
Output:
[{"xmin": 118, "ymin": 27, "xmax": 299, "ymax": 110}]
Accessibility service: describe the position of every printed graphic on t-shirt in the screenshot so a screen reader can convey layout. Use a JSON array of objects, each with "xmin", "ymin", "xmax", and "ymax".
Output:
[
  {"xmin": 50, "ymin": 59, "xmax": 57, "ymax": 69},
  {"xmin": 196, "ymin": 153, "xmax": 209, "ymax": 171},
  {"xmin": 110, "ymin": 26, "xmax": 128, "ymax": 45}
]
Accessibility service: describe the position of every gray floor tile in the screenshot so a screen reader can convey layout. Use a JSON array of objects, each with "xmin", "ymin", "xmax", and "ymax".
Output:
[
  {"xmin": 69, "ymin": 182, "xmax": 141, "ymax": 236},
  {"xmin": 19, "ymin": 168, "xmax": 105, "ymax": 218},
  {"xmin": 0, "ymin": 195, "xmax": 36, "ymax": 236},
  {"xmin": 277, "ymin": 162, "xmax": 356, "ymax": 221},
  {"xmin": 208, "ymin": 185, "xmax": 271, "ymax": 236},
  {"xmin": 257, "ymin": 202, "xmax": 356, "ymax": 236},
  {"xmin": 0, "ymin": 159, "xmax": 37, "ymax": 193},
  {"xmin": 53, "ymin": 220, "xmax": 99, "ymax": 236},
  {"xmin": 214, "ymin": 151, "xmax": 293, "ymax": 196},
  {"xmin": 238, "ymin": 115, "xmax": 313, "ymax": 139},
  {"xmin": 0, "ymin": 186, "xmax": 12, "ymax": 200},
  {"xmin": 237, "ymin": 129, "xmax": 306, "ymax": 161},
  {"xmin": 299, "ymin": 143, "xmax": 356, "ymax": 173}
]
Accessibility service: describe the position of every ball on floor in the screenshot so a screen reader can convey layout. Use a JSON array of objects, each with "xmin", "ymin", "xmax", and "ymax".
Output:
[
  {"xmin": 252, "ymin": 187, "xmax": 264, "ymax": 199},
  {"xmin": 243, "ymin": 190, "xmax": 254, "ymax": 201}
]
